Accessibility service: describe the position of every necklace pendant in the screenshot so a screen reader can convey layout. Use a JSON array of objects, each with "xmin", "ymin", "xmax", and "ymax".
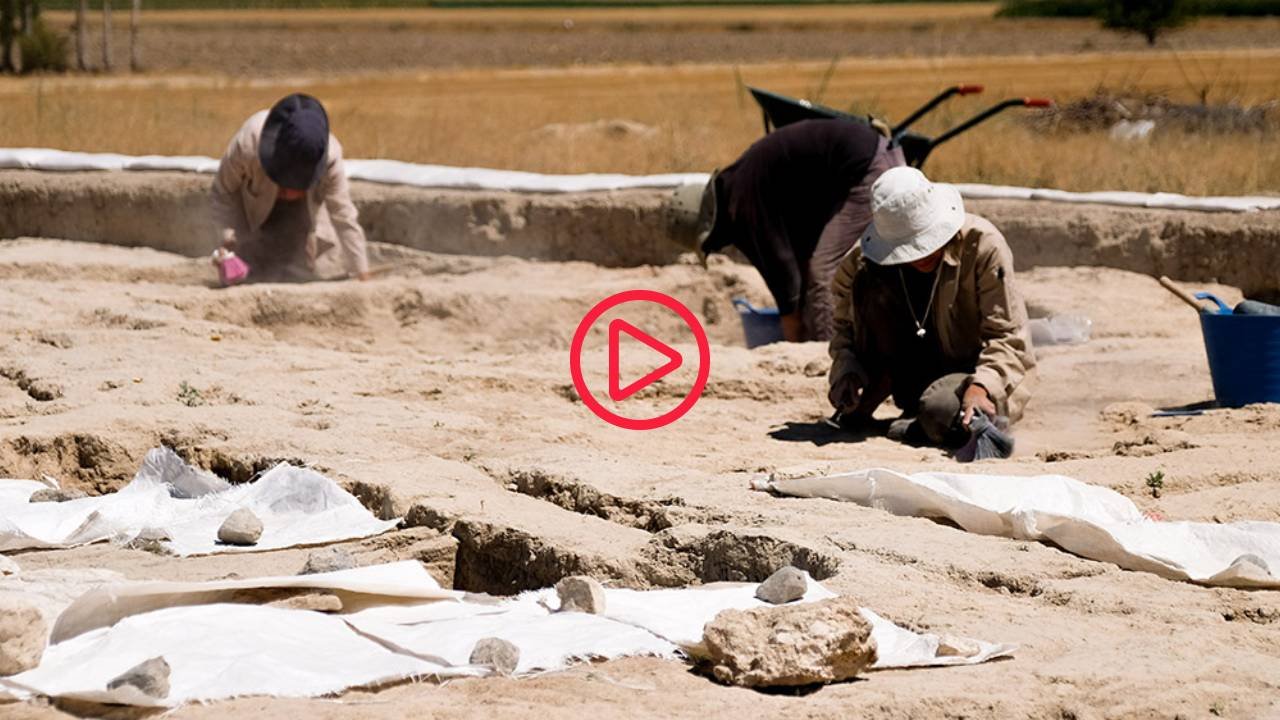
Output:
[{"xmin": 916, "ymin": 328, "xmax": 927, "ymax": 339}]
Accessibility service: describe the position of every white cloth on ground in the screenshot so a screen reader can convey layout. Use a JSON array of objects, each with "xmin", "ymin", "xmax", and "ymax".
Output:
[
  {"xmin": 2, "ymin": 147, "xmax": 1278, "ymax": 211},
  {"xmin": 0, "ymin": 447, "xmax": 398, "ymax": 555},
  {"xmin": 754, "ymin": 468, "xmax": 1280, "ymax": 588}
]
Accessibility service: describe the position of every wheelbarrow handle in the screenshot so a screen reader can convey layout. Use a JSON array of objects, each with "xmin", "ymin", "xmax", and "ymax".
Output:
[
  {"xmin": 924, "ymin": 97, "xmax": 1057, "ymax": 157},
  {"xmin": 891, "ymin": 84, "xmax": 981, "ymax": 138},
  {"xmin": 1194, "ymin": 292, "xmax": 1234, "ymax": 315}
]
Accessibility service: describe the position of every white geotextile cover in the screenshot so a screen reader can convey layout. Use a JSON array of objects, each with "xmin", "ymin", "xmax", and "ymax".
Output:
[
  {"xmin": 1, "ymin": 561, "xmax": 1013, "ymax": 707},
  {"xmin": 0, "ymin": 447, "xmax": 398, "ymax": 555},
  {"xmin": 755, "ymin": 468, "xmax": 1280, "ymax": 589},
  {"xmin": 2, "ymin": 147, "xmax": 1277, "ymax": 211}
]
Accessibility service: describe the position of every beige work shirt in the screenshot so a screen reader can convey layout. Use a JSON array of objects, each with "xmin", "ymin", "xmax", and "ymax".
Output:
[
  {"xmin": 210, "ymin": 110, "xmax": 369, "ymax": 276},
  {"xmin": 829, "ymin": 213, "xmax": 1036, "ymax": 420}
]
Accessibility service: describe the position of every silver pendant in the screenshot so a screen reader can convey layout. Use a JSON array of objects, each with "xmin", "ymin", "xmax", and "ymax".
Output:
[{"xmin": 916, "ymin": 328, "xmax": 927, "ymax": 339}]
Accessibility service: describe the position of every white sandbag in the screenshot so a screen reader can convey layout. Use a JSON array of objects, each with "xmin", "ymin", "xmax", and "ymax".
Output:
[
  {"xmin": 0, "ymin": 447, "xmax": 397, "ymax": 556},
  {"xmin": 755, "ymin": 468, "xmax": 1280, "ymax": 589},
  {"xmin": 2, "ymin": 603, "xmax": 473, "ymax": 707},
  {"xmin": 3, "ymin": 147, "xmax": 1279, "ymax": 211}
]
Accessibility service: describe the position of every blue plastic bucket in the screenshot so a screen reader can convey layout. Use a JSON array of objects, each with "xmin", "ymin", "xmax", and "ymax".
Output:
[
  {"xmin": 1195, "ymin": 292, "xmax": 1280, "ymax": 407},
  {"xmin": 732, "ymin": 298, "xmax": 784, "ymax": 348}
]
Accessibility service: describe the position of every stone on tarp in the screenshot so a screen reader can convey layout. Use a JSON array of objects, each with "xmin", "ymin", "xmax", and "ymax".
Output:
[
  {"xmin": 755, "ymin": 566, "xmax": 807, "ymax": 605},
  {"xmin": 555, "ymin": 576, "xmax": 606, "ymax": 614},
  {"xmin": 701, "ymin": 596, "xmax": 876, "ymax": 687},
  {"xmin": 217, "ymin": 508, "xmax": 264, "ymax": 546},
  {"xmin": 0, "ymin": 596, "xmax": 47, "ymax": 675},
  {"xmin": 469, "ymin": 637, "xmax": 520, "ymax": 675},
  {"xmin": 106, "ymin": 656, "xmax": 171, "ymax": 698}
]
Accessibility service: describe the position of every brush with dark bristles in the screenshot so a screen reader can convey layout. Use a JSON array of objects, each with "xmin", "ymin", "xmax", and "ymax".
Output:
[{"xmin": 955, "ymin": 413, "xmax": 1015, "ymax": 463}]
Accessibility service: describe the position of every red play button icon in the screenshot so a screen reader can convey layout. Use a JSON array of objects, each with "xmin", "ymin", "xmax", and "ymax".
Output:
[
  {"xmin": 608, "ymin": 319, "xmax": 683, "ymax": 401},
  {"xmin": 569, "ymin": 290, "xmax": 711, "ymax": 430}
]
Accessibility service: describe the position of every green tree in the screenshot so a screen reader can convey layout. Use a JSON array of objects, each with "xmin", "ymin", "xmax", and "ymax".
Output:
[{"xmin": 1101, "ymin": 0, "xmax": 1194, "ymax": 45}]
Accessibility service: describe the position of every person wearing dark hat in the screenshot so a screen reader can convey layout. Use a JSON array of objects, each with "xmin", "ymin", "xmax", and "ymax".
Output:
[
  {"xmin": 826, "ymin": 166, "xmax": 1036, "ymax": 451},
  {"xmin": 676, "ymin": 118, "xmax": 904, "ymax": 342},
  {"xmin": 210, "ymin": 94, "xmax": 370, "ymax": 283}
]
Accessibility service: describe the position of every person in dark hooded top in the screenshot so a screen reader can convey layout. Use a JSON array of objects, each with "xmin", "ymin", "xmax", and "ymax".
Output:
[{"xmin": 690, "ymin": 118, "xmax": 904, "ymax": 342}]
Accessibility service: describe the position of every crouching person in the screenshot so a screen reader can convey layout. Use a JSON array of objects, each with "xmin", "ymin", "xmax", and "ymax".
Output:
[
  {"xmin": 827, "ymin": 167, "xmax": 1036, "ymax": 450},
  {"xmin": 211, "ymin": 93, "xmax": 370, "ymax": 283}
]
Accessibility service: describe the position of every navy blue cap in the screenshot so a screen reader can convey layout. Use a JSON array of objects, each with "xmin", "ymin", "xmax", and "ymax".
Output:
[{"xmin": 259, "ymin": 94, "xmax": 330, "ymax": 191}]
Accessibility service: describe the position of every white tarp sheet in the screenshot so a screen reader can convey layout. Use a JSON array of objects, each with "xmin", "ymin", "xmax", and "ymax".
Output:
[
  {"xmin": 0, "ymin": 447, "xmax": 397, "ymax": 555},
  {"xmin": 755, "ymin": 468, "xmax": 1280, "ymax": 589},
  {"xmin": 1, "ymin": 561, "xmax": 1013, "ymax": 707},
  {"xmin": 2, "ymin": 147, "xmax": 1277, "ymax": 211}
]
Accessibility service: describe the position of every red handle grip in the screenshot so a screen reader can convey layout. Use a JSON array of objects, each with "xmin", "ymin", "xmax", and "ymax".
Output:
[
  {"xmin": 957, "ymin": 84, "xmax": 985, "ymax": 95},
  {"xmin": 1022, "ymin": 97, "xmax": 1054, "ymax": 108}
]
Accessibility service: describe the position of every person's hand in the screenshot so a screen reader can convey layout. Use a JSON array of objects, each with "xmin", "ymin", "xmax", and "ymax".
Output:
[
  {"xmin": 221, "ymin": 238, "xmax": 237, "ymax": 252},
  {"xmin": 961, "ymin": 383, "xmax": 997, "ymax": 428},
  {"xmin": 779, "ymin": 312, "xmax": 805, "ymax": 343},
  {"xmin": 828, "ymin": 373, "xmax": 864, "ymax": 412}
]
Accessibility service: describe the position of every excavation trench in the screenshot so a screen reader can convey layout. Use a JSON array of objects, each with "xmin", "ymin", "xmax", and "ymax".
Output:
[{"xmin": 4, "ymin": 170, "xmax": 1280, "ymax": 299}]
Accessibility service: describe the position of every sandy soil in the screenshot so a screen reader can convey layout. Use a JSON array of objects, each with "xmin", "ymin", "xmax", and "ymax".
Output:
[{"xmin": 2, "ymin": 237, "xmax": 1279, "ymax": 719}]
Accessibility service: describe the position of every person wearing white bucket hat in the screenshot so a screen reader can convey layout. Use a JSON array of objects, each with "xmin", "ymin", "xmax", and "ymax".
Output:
[
  {"xmin": 826, "ymin": 166, "xmax": 1036, "ymax": 449},
  {"xmin": 681, "ymin": 118, "xmax": 905, "ymax": 342}
]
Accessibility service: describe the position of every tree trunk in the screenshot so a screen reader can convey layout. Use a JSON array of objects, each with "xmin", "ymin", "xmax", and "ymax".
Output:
[
  {"xmin": 128, "ymin": 0, "xmax": 138, "ymax": 72},
  {"xmin": 76, "ymin": 0, "xmax": 86, "ymax": 70},
  {"xmin": 101, "ymin": 0, "xmax": 111, "ymax": 71},
  {"xmin": 0, "ymin": 0, "xmax": 13, "ymax": 73}
]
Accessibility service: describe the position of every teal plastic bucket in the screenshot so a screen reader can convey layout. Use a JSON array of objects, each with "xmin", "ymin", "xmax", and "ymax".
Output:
[
  {"xmin": 1195, "ymin": 292, "xmax": 1280, "ymax": 407},
  {"xmin": 732, "ymin": 298, "xmax": 784, "ymax": 348}
]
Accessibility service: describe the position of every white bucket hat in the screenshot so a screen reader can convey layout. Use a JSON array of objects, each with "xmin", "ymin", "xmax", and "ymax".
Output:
[{"xmin": 861, "ymin": 166, "xmax": 966, "ymax": 266}]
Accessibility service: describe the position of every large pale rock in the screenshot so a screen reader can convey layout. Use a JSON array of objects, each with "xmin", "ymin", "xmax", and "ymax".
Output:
[
  {"xmin": 701, "ymin": 596, "xmax": 877, "ymax": 687},
  {"xmin": 0, "ymin": 597, "xmax": 48, "ymax": 676},
  {"xmin": 469, "ymin": 637, "xmax": 520, "ymax": 676},
  {"xmin": 217, "ymin": 508, "xmax": 263, "ymax": 546},
  {"xmin": 299, "ymin": 547, "xmax": 356, "ymax": 576},
  {"xmin": 755, "ymin": 566, "xmax": 807, "ymax": 605},
  {"xmin": 107, "ymin": 656, "xmax": 171, "ymax": 698},
  {"xmin": 555, "ymin": 576, "xmax": 606, "ymax": 614}
]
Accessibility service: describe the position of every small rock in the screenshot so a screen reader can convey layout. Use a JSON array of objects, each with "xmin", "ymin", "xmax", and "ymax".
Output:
[
  {"xmin": 802, "ymin": 359, "xmax": 828, "ymax": 378},
  {"xmin": 35, "ymin": 331, "xmax": 74, "ymax": 349},
  {"xmin": 217, "ymin": 508, "xmax": 263, "ymax": 546},
  {"xmin": 0, "ymin": 597, "xmax": 48, "ymax": 675},
  {"xmin": 555, "ymin": 575, "xmax": 606, "ymax": 614},
  {"xmin": 755, "ymin": 566, "xmax": 808, "ymax": 605},
  {"xmin": 701, "ymin": 596, "xmax": 877, "ymax": 688},
  {"xmin": 125, "ymin": 528, "xmax": 174, "ymax": 556},
  {"xmin": 299, "ymin": 547, "xmax": 356, "ymax": 575},
  {"xmin": 106, "ymin": 656, "xmax": 170, "ymax": 698},
  {"xmin": 267, "ymin": 591, "xmax": 343, "ymax": 613},
  {"xmin": 24, "ymin": 379, "xmax": 63, "ymax": 402},
  {"xmin": 28, "ymin": 488, "xmax": 87, "ymax": 503},
  {"xmin": 469, "ymin": 637, "xmax": 520, "ymax": 675},
  {"xmin": 0, "ymin": 556, "xmax": 18, "ymax": 576}
]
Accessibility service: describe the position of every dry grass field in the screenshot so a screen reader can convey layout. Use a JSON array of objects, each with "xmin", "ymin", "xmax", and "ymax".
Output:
[{"xmin": 3, "ymin": 44, "xmax": 1279, "ymax": 194}]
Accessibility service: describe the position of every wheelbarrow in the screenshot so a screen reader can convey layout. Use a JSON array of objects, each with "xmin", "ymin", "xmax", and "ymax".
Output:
[{"xmin": 748, "ymin": 84, "xmax": 1054, "ymax": 168}]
